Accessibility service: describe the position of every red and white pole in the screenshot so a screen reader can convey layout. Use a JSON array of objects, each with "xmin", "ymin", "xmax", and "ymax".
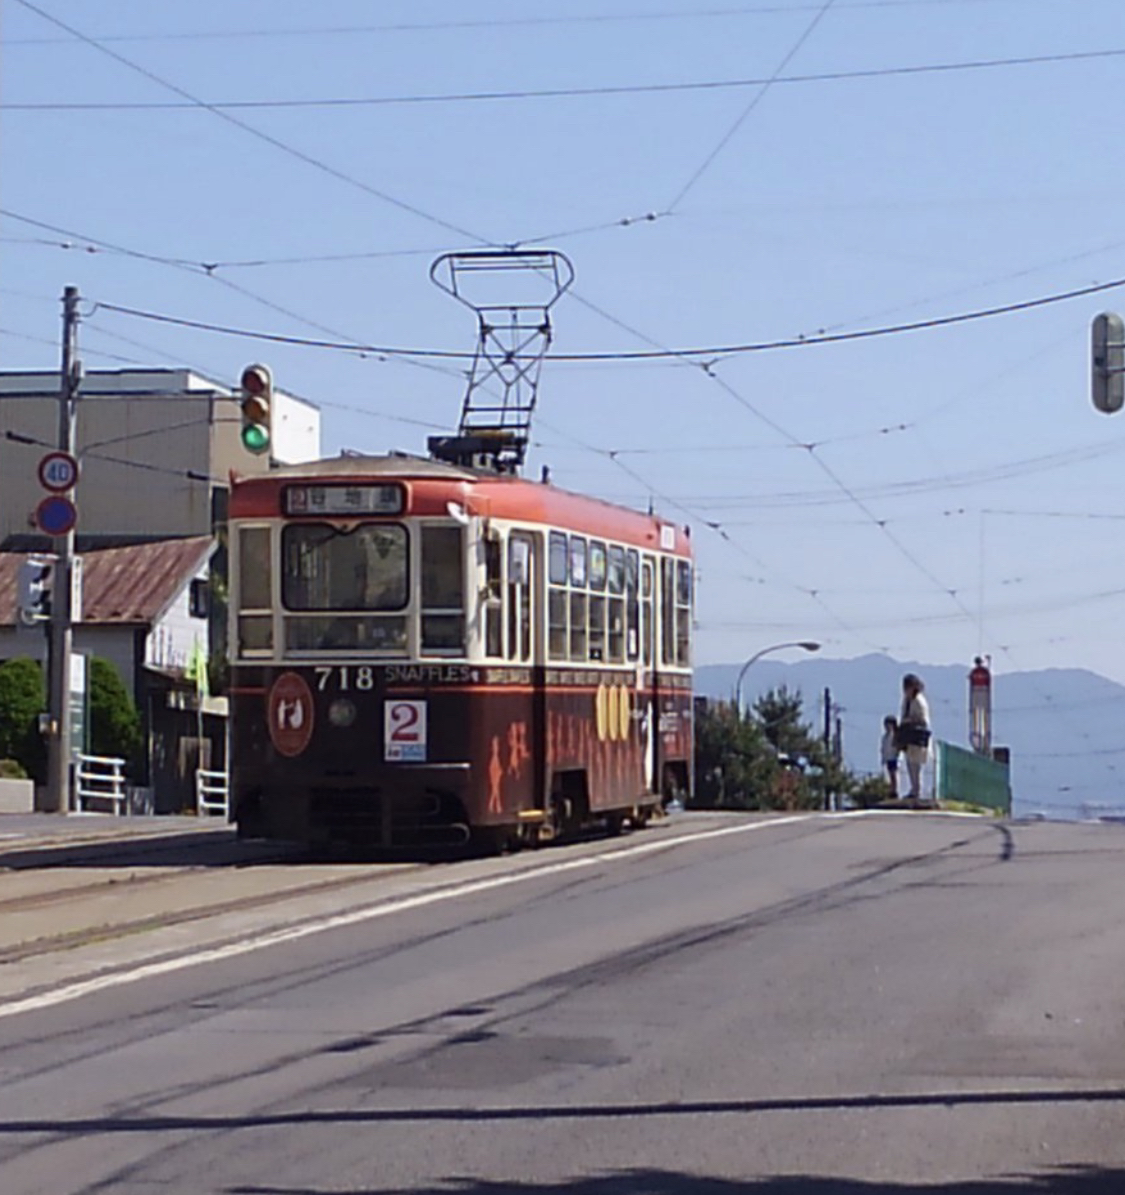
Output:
[{"xmin": 969, "ymin": 656, "xmax": 992, "ymax": 756}]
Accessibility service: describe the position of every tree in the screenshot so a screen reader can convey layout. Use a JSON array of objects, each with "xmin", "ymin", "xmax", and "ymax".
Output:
[
  {"xmin": 755, "ymin": 685, "xmax": 809, "ymax": 756},
  {"xmin": 694, "ymin": 686, "xmax": 863, "ymax": 813},
  {"xmin": 693, "ymin": 701, "xmax": 779, "ymax": 810},
  {"xmin": 0, "ymin": 657, "xmax": 46, "ymax": 782},
  {"xmin": 89, "ymin": 657, "xmax": 143, "ymax": 776}
]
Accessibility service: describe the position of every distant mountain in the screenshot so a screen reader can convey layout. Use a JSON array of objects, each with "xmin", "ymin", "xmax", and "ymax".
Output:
[{"xmin": 694, "ymin": 653, "xmax": 1125, "ymax": 820}]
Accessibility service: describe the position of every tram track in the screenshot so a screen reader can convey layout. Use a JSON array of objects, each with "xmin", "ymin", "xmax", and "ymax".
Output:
[
  {"xmin": 0, "ymin": 864, "xmax": 411, "ymax": 964},
  {"xmin": 0, "ymin": 835, "xmax": 428, "ymax": 965}
]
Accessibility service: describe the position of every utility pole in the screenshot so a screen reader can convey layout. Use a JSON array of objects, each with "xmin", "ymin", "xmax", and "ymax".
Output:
[
  {"xmin": 45, "ymin": 286, "xmax": 81, "ymax": 814},
  {"xmin": 823, "ymin": 686, "xmax": 832, "ymax": 749}
]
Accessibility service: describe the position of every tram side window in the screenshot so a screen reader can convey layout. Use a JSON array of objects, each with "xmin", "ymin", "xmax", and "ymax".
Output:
[
  {"xmin": 588, "ymin": 545, "xmax": 607, "ymax": 661},
  {"xmin": 549, "ymin": 532, "xmax": 568, "ymax": 585},
  {"xmin": 485, "ymin": 535, "xmax": 503, "ymax": 658},
  {"xmin": 661, "ymin": 557, "xmax": 676, "ymax": 667},
  {"xmin": 548, "ymin": 532, "xmax": 568, "ymax": 661},
  {"xmin": 676, "ymin": 559, "xmax": 692, "ymax": 666},
  {"xmin": 237, "ymin": 525, "xmax": 273, "ymax": 653},
  {"xmin": 626, "ymin": 550, "xmax": 640, "ymax": 661},
  {"xmin": 607, "ymin": 545, "xmax": 626, "ymax": 662},
  {"xmin": 589, "ymin": 593, "xmax": 606, "ymax": 661},
  {"xmin": 569, "ymin": 537, "xmax": 588, "ymax": 661},
  {"xmin": 570, "ymin": 591, "xmax": 588, "ymax": 660},
  {"xmin": 507, "ymin": 535, "xmax": 532, "ymax": 662},
  {"xmin": 421, "ymin": 525, "xmax": 465, "ymax": 653},
  {"xmin": 548, "ymin": 589, "xmax": 568, "ymax": 660},
  {"xmin": 589, "ymin": 541, "xmax": 607, "ymax": 591},
  {"xmin": 641, "ymin": 558, "xmax": 654, "ymax": 667}
]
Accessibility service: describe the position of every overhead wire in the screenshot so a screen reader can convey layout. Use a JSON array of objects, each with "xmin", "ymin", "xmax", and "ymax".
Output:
[
  {"xmin": 665, "ymin": 0, "xmax": 838, "ymax": 212},
  {"xmin": 2, "ymin": 206, "xmax": 482, "ymax": 409},
  {"xmin": 1, "ymin": 3, "xmax": 1061, "ymax": 46},
  {"xmin": 10, "ymin": 0, "xmax": 492, "ymax": 247},
  {"xmin": 88, "ymin": 271, "xmax": 1125, "ymax": 362},
  {"xmin": 14, "ymin": 48, "xmax": 1125, "ymax": 112}
]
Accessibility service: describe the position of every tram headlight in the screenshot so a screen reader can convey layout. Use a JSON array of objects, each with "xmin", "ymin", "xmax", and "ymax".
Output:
[{"xmin": 328, "ymin": 698, "xmax": 357, "ymax": 728}]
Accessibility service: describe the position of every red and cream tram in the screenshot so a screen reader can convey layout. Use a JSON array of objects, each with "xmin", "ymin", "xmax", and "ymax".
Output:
[{"xmin": 228, "ymin": 454, "xmax": 693, "ymax": 849}]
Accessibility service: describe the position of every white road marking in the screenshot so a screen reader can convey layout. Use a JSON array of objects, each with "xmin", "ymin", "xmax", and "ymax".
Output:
[{"xmin": 0, "ymin": 813, "xmax": 818, "ymax": 1021}]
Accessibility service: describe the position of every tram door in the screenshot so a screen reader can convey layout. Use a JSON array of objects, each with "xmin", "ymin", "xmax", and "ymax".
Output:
[{"xmin": 506, "ymin": 533, "xmax": 544, "ymax": 804}]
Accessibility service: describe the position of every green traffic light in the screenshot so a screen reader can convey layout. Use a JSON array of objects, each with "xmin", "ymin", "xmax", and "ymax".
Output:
[{"xmin": 241, "ymin": 423, "xmax": 270, "ymax": 454}]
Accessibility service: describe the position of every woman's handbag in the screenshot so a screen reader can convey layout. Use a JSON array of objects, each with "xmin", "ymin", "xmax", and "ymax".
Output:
[{"xmin": 897, "ymin": 722, "xmax": 931, "ymax": 749}]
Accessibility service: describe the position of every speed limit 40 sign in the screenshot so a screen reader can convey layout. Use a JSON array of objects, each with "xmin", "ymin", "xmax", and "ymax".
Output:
[{"xmin": 38, "ymin": 451, "xmax": 79, "ymax": 492}]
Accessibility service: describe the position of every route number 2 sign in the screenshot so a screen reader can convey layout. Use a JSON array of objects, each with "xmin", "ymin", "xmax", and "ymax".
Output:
[{"xmin": 384, "ymin": 699, "xmax": 427, "ymax": 761}]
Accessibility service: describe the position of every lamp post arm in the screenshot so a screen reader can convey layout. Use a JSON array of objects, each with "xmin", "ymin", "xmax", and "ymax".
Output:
[
  {"xmin": 734, "ymin": 650, "xmax": 769, "ymax": 718},
  {"xmin": 733, "ymin": 640, "xmax": 820, "ymax": 718}
]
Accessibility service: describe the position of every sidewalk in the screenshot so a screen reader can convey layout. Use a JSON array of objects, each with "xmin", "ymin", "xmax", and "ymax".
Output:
[{"xmin": 0, "ymin": 811, "xmax": 231, "ymax": 860}]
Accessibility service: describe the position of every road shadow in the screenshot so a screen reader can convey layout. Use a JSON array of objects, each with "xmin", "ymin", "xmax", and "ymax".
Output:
[
  {"xmin": 0, "ymin": 830, "xmax": 307, "ymax": 871},
  {"xmin": 223, "ymin": 1167, "xmax": 1125, "ymax": 1194},
  {"xmin": 6, "ymin": 1086, "xmax": 1125, "ymax": 1135},
  {"xmin": 0, "ymin": 830, "xmax": 525, "ymax": 871}
]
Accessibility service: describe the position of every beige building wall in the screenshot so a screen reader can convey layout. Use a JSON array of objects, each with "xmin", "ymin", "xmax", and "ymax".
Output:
[{"xmin": 0, "ymin": 369, "xmax": 320, "ymax": 544}]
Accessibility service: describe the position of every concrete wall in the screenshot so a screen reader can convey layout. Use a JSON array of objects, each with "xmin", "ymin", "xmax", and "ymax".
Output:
[
  {"xmin": 0, "ymin": 369, "xmax": 321, "ymax": 545},
  {"xmin": 0, "ymin": 625, "xmax": 137, "ymax": 690},
  {"xmin": 0, "ymin": 778, "xmax": 34, "ymax": 813}
]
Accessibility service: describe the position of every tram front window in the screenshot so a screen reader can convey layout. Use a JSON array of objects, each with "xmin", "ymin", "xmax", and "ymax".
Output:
[
  {"xmin": 283, "ymin": 523, "xmax": 408, "ymax": 610},
  {"xmin": 281, "ymin": 523, "xmax": 409, "ymax": 653}
]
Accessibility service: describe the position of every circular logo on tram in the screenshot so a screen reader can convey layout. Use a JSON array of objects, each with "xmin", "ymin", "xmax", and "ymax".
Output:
[{"xmin": 267, "ymin": 671, "xmax": 315, "ymax": 757}]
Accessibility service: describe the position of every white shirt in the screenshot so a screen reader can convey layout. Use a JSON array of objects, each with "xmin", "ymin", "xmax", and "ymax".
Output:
[{"xmin": 901, "ymin": 691, "xmax": 930, "ymax": 728}]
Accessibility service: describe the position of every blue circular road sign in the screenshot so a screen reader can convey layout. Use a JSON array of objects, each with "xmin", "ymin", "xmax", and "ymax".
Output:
[{"xmin": 36, "ymin": 494, "xmax": 78, "ymax": 536}]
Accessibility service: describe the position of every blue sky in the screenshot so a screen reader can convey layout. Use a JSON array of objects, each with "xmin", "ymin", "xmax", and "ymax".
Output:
[{"xmin": 6, "ymin": 0, "xmax": 1125, "ymax": 698}]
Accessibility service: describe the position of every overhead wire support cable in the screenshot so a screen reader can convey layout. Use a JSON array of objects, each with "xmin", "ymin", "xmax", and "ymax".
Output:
[
  {"xmin": 11, "ymin": 0, "xmax": 493, "ymax": 247},
  {"xmin": 665, "ymin": 0, "xmax": 838, "ymax": 212},
  {"xmin": 2, "ymin": 4, "xmax": 1070, "ymax": 46},
  {"xmin": 93, "ymin": 273, "xmax": 1125, "ymax": 362},
  {"xmin": 12, "ymin": 49, "xmax": 1125, "ymax": 112}
]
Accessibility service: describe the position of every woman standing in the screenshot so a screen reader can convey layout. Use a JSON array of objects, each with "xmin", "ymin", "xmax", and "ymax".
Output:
[{"xmin": 899, "ymin": 673, "xmax": 932, "ymax": 800}]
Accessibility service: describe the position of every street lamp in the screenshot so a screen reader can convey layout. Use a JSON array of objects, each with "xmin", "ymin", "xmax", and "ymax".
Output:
[{"xmin": 734, "ymin": 640, "xmax": 820, "ymax": 718}]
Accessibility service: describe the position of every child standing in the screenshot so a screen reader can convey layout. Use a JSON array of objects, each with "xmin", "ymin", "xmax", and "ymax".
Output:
[{"xmin": 880, "ymin": 715, "xmax": 900, "ymax": 797}]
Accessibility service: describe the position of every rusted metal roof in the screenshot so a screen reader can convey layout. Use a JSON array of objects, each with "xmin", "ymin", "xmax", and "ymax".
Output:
[{"xmin": 0, "ymin": 537, "xmax": 213, "ymax": 627}]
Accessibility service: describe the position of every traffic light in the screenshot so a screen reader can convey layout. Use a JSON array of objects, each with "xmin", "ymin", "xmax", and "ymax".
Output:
[
  {"xmin": 1092, "ymin": 312, "xmax": 1125, "ymax": 414},
  {"xmin": 239, "ymin": 363, "xmax": 273, "ymax": 454},
  {"xmin": 17, "ymin": 556, "xmax": 54, "ymax": 625}
]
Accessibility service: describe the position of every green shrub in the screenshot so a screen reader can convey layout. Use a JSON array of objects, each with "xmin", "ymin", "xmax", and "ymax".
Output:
[
  {"xmin": 0, "ymin": 758, "xmax": 29, "ymax": 780},
  {"xmin": 89, "ymin": 657, "xmax": 143, "ymax": 776},
  {"xmin": 0, "ymin": 657, "xmax": 46, "ymax": 783}
]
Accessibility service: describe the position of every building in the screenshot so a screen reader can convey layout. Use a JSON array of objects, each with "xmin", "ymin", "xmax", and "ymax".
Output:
[
  {"xmin": 0, "ymin": 368, "xmax": 320, "ymax": 549},
  {"xmin": 0, "ymin": 538, "xmax": 221, "ymax": 812},
  {"xmin": 0, "ymin": 367, "xmax": 321, "ymax": 811}
]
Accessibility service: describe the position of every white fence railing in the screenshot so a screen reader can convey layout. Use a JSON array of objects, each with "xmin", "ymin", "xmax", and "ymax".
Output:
[
  {"xmin": 75, "ymin": 753, "xmax": 127, "ymax": 814},
  {"xmin": 196, "ymin": 768, "xmax": 229, "ymax": 817}
]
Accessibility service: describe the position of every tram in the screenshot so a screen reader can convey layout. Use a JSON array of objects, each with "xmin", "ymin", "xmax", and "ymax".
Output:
[
  {"xmin": 228, "ymin": 456, "xmax": 693, "ymax": 848},
  {"xmin": 226, "ymin": 250, "xmax": 693, "ymax": 849}
]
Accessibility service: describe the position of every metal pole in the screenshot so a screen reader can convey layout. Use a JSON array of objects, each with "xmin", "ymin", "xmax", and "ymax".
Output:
[
  {"xmin": 734, "ymin": 640, "xmax": 821, "ymax": 718},
  {"xmin": 823, "ymin": 686, "xmax": 832, "ymax": 748},
  {"xmin": 45, "ymin": 286, "xmax": 81, "ymax": 815}
]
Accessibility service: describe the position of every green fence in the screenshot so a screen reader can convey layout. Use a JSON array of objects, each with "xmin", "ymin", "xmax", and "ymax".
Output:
[{"xmin": 935, "ymin": 740, "xmax": 1011, "ymax": 815}]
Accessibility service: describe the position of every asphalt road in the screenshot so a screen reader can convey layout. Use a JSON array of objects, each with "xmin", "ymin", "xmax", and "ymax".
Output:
[{"xmin": 1, "ymin": 811, "xmax": 1124, "ymax": 1194}]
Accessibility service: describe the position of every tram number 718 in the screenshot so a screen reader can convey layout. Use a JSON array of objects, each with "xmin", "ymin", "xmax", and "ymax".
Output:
[{"xmin": 314, "ymin": 665, "xmax": 376, "ymax": 692}]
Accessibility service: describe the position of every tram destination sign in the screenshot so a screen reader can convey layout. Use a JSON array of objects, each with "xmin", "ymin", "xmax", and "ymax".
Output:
[{"xmin": 284, "ymin": 483, "xmax": 403, "ymax": 516}]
